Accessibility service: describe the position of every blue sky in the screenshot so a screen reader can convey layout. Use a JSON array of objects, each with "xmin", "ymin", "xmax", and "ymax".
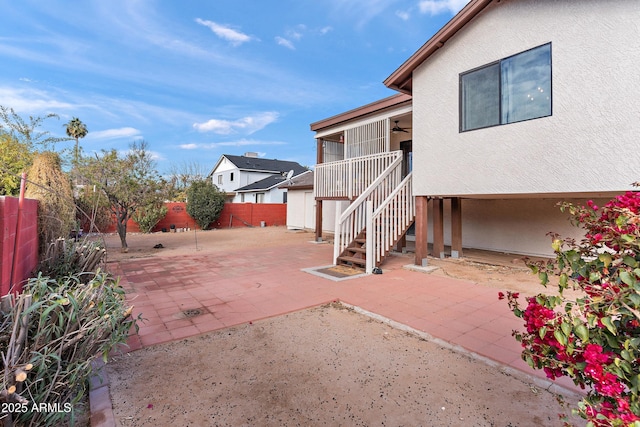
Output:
[{"xmin": 0, "ymin": 0, "xmax": 468, "ymax": 175}]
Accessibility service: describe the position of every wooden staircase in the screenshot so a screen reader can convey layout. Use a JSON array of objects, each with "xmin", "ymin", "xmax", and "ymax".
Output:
[
  {"xmin": 333, "ymin": 154, "xmax": 414, "ymax": 274},
  {"xmin": 336, "ymin": 218, "xmax": 414, "ymax": 270},
  {"xmin": 336, "ymin": 231, "xmax": 367, "ymax": 269}
]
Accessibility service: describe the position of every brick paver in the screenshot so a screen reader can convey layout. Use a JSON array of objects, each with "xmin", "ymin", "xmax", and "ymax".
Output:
[{"xmin": 109, "ymin": 239, "xmax": 580, "ymax": 393}]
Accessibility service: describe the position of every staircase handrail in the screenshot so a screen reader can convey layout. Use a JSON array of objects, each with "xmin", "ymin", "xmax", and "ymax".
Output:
[
  {"xmin": 333, "ymin": 153, "xmax": 403, "ymax": 263},
  {"xmin": 338, "ymin": 154, "xmax": 402, "ymax": 223},
  {"xmin": 366, "ymin": 172, "xmax": 414, "ymax": 272},
  {"xmin": 371, "ymin": 171, "xmax": 413, "ymax": 218}
]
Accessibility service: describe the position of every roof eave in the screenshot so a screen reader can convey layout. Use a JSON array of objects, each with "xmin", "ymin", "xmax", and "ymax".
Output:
[
  {"xmin": 310, "ymin": 93, "xmax": 412, "ymax": 132},
  {"xmin": 236, "ymin": 168, "xmax": 281, "ymax": 174},
  {"xmin": 280, "ymin": 184, "xmax": 313, "ymax": 190},
  {"xmin": 383, "ymin": 0, "xmax": 494, "ymax": 94},
  {"xmin": 237, "ymin": 183, "xmax": 283, "ymax": 192}
]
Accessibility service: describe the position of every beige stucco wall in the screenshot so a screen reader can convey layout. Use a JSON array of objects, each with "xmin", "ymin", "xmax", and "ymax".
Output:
[
  {"xmin": 412, "ymin": 0, "xmax": 640, "ymax": 197},
  {"xmin": 430, "ymin": 197, "xmax": 609, "ymax": 257}
]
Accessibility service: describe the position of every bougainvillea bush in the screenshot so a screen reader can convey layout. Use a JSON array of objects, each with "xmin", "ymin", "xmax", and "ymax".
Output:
[{"xmin": 502, "ymin": 190, "xmax": 640, "ymax": 426}]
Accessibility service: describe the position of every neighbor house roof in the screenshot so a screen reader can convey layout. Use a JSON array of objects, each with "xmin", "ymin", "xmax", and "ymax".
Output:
[
  {"xmin": 236, "ymin": 169, "xmax": 311, "ymax": 192},
  {"xmin": 384, "ymin": 0, "xmax": 493, "ymax": 94},
  {"xmin": 235, "ymin": 175, "xmax": 289, "ymax": 192},
  {"xmin": 208, "ymin": 154, "xmax": 308, "ymax": 178}
]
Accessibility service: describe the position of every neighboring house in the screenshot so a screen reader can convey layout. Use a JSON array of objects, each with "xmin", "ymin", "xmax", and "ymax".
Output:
[
  {"xmin": 207, "ymin": 152, "xmax": 308, "ymax": 203},
  {"xmin": 311, "ymin": 0, "xmax": 639, "ymax": 272}
]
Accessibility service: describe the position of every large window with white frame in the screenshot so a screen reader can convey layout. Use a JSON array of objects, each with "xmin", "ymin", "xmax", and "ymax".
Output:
[{"xmin": 460, "ymin": 43, "xmax": 552, "ymax": 132}]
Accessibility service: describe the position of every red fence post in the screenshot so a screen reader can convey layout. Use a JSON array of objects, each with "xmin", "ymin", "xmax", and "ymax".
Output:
[{"xmin": 10, "ymin": 173, "xmax": 27, "ymax": 293}]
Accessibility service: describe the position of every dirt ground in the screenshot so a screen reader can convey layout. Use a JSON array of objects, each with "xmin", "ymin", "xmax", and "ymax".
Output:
[{"xmin": 100, "ymin": 227, "xmax": 584, "ymax": 427}]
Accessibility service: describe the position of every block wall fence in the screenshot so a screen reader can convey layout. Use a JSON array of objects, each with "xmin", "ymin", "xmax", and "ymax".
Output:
[
  {"xmin": 0, "ymin": 200, "xmax": 285, "ymax": 295},
  {"xmin": 0, "ymin": 196, "xmax": 39, "ymax": 296},
  {"xmin": 103, "ymin": 203, "xmax": 287, "ymax": 233}
]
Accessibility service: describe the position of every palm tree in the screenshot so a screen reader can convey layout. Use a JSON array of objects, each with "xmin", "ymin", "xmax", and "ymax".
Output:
[{"xmin": 64, "ymin": 117, "xmax": 88, "ymax": 167}]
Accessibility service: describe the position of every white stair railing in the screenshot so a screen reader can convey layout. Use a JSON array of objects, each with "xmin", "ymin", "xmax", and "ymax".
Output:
[
  {"xmin": 366, "ymin": 172, "xmax": 414, "ymax": 272},
  {"xmin": 333, "ymin": 155, "xmax": 403, "ymax": 263},
  {"xmin": 315, "ymin": 151, "xmax": 401, "ymax": 199}
]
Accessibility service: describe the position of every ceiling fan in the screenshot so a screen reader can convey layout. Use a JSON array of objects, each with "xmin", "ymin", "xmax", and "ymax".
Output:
[{"xmin": 392, "ymin": 120, "xmax": 410, "ymax": 133}]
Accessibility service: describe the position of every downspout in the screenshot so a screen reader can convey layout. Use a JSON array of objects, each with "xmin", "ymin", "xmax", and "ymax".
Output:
[{"xmin": 10, "ymin": 172, "xmax": 27, "ymax": 294}]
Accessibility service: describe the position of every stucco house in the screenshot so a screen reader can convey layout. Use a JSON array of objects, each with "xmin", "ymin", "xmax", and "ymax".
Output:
[
  {"xmin": 311, "ymin": 0, "xmax": 639, "ymax": 272},
  {"xmin": 207, "ymin": 153, "xmax": 308, "ymax": 203}
]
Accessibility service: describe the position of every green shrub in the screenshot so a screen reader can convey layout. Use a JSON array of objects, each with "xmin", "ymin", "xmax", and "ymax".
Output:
[
  {"xmin": 133, "ymin": 202, "xmax": 168, "ymax": 233},
  {"xmin": 186, "ymin": 180, "xmax": 225, "ymax": 230}
]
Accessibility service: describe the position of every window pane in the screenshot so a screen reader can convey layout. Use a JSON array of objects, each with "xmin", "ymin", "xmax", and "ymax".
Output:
[
  {"xmin": 501, "ymin": 44, "xmax": 551, "ymax": 124},
  {"xmin": 461, "ymin": 63, "xmax": 500, "ymax": 131}
]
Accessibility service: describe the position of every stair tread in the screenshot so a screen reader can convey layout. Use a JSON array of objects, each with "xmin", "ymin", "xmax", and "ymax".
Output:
[
  {"xmin": 337, "ymin": 256, "xmax": 367, "ymax": 265},
  {"xmin": 346, "ymin": 247, "xmax": 366, "ymax": 253}
]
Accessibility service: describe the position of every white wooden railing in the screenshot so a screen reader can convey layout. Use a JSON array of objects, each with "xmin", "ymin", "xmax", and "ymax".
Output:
[
  {"xmin": 315, "ymin": 151, "xmax": 402, "ymax": 199},
  {"xmin": 365, "ymin": 172, "xmax": 414, "ymax": 272},
  {"xmin": 333, "ymin": 155, "xmax": 403, "ymax": 263}
]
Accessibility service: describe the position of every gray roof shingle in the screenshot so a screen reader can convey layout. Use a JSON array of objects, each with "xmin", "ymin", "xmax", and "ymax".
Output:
[
  {"xmin": 235, "ymin": 175, "xmax": 288, "ymax": 192},
  {"xmin": 278, "ymin": 170, "xmax": 313, "ymax": 189},
  {"xmin": 223, "ymin": 155, "xmax": 307, "ymax": 175}
]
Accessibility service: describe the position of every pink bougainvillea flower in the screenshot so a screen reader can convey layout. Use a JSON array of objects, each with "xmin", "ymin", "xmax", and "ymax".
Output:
[
  {"xmin": 501, "ymin": 190, "xmax": 640, "ymax": 424},
  {"xmin": 584, "ymin": 344, "xmax": 611, "ymax": 364}
]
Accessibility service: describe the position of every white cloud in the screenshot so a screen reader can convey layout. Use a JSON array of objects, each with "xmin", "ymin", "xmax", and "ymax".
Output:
[
  {"xmin": 275, "ymin": 36, "xmax": 295, "ymax": 50},
  {"xmin": 395, "ymin": 10, "xmax": 410, "ymax": 20},
  {"xmin": 195, "ymin": 18, "xmax": 252, "ymax": 46},
  {"xmin": 87, "ymin": 127, "xmax": 141, "ymax": 140},
  {"xmin": 418, "ymin": 0, "xmax": 470, "ymax": 16},
  {"xmin": 275, "ymin": 25, "xmax": 307, "ymax": 50},
  {"xmin": 193, "ymin": 112, "xmax": 279, "ymax": 135},
  {"xmin": 0, "ymin": 86, "xmax": 74, "ymax": 113},
  {"xmin": 179, "ymin": 139, "xmax": 286, "ymax": 150},
  {"xmin": 319, "ymin": 26, "xmax": 333, "ymax": 35},
  {"xmin": 286, "ymin": 25, "xmax": 305, "ymax": 40}
]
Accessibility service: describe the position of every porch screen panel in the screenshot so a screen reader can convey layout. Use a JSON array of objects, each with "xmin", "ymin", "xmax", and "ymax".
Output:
[
  {"xmin": 344, "ymin": 119, "xmax": 388, "ymax": 159},
  {"xmin": 323, "ymin": 140, "xmax": 344, "ymax": 163}
]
